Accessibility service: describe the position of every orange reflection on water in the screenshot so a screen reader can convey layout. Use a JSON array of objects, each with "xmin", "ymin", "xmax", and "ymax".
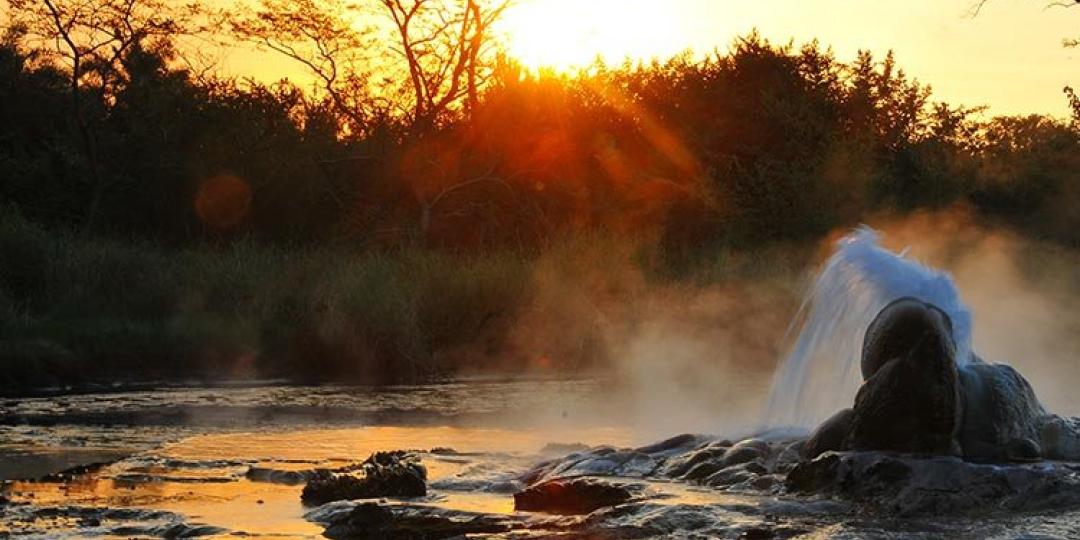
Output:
[{"xmin": 2, "ymin": 425, "xmax": 640, "ymax": 538}]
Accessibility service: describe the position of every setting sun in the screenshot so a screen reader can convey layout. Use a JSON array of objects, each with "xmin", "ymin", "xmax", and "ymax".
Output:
[{"xmin": 498, "ymin": 0, "xmax": 690, "ymax": 71}]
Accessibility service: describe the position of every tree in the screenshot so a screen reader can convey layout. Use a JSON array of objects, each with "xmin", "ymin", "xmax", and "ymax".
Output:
[
  {"xmin": 5, "ymin": 0, "xmax": 206, "ymax": 231},
  {"xmin": 380, "ymin": 0, "xmax": 511, "ymax": 130},
  {"xmin": 233, "ymin": 0, "xmax": 512, "ymax": 135},
  {"xmin": 231, "ymin": 0, "xmax": 387, "ymax": 136}
]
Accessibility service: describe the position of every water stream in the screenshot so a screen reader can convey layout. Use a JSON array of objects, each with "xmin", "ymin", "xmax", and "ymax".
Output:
[{"xmin": 763, "ymin": 227, "xmax": 974, "ymax": 428}]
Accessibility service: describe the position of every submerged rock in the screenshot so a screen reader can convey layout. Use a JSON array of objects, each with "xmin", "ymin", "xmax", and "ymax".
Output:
[
  {"xmin": 514, "ymin": 477, "xmax": 637, "ymax": 514},
  {"xmin": 301, "ymin": 451, "xmax": 426, "ymax": 506}
]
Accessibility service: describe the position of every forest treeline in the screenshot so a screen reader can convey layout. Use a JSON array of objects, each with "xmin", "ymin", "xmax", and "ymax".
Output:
[{"xmin": 2, "ymin": 0, "xmax": 1079, "ymax": 390}]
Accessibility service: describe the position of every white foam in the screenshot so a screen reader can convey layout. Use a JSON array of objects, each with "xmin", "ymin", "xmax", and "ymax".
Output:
[{"xmin": 762, "ymin": 227, "xmax": 972, "ymax": 428}]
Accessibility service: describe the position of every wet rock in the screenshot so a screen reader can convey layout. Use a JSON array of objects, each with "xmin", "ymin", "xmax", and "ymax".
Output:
[
  {"xmin": 740, "ymin": 526, "xmax": 776, "ymax": 539},
  {"xmin": 1007, "ymin": 437, "xmax": 1043, "ymax": 462},
  {"xmin": 682, "ymin": 460, "xmax": 726, "ymax": 482},
  {"xmin": 301, "ymin": 451, "xmax": 426, "ymax": 506},
  {"xmin": 776, "ymin": 440, "xmax": 804, "ymax": 463},
  {"xmin": 321, "ymin": 502, "xmax": 506, "ymax": 539},
  {"xmin": 804, "ymin": 298, "xmax": 1080, "ymax": 464},
  {"xmin": 633, "ymin": 433, "xmax": 704, "ymax": 457},
  {"xmin": 785, "ymin": 453, "xmax": 843, "ymax": 494},
  {"xmin": 659, "ymin": 440, "xmax": 728, "ymax": 479},
  {"xmin": 958, "ymin": 359, "xmax": 1048, "ymax": 462},
  {"xmin": 308, "ymin": 501, "xmax": 548, "ymax": 540},
  {"xmin": 576, "ymin": 501, "xmax": 810, "ymax": 539},
  {"xmin": 246, "ymin": 466, "xmax": 311, "ymax": 485},
  {"xmin": 153, "ymin": 522, "xmax": 228, "ymax": 538},
  {"xmin": 803, "ymin": 408, "xmax": 853, "ymax": 460},
  {"xmin": 1039, "ymin": 414, "xmax": 1080, "ymax": 460},
  {"xmin": 703, "ymin": 461, "xmax": 768, "ymax": 489},
  {"xmin": 723, "ymin": 439, "xmax": 770, "ymax": 467},
  {"xmin": 514, "ymin": 477, "xmax": 636, "ymax": 515},
  {"xmin": 786, "ymin": 451, "xmax": 1080, "ymax": 516},
  {"xmin": 847, "ymin": 299, "xmax": 961, "ymax": 456},
  {"xmin": 521, "ymin": 447, "xmax": 658, "ymax": 484},
  {"xmin": 749, "ymin": 473, "xmax": 783, "ymax": 491}
]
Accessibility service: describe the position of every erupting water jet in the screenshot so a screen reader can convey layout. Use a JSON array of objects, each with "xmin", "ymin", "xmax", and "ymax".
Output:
[{"xmin": 765, "ymin": 227, "xmax": 1080, "ymax": 462}]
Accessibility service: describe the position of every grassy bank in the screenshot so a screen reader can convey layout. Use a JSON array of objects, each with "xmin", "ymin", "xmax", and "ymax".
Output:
[
  {"xmin": 0, "ymin": 210, "xmax": 536, "ymax": 391},
  {"xmin": 0, "ymin": 209, "xmax": 819, "ymax": 394}
]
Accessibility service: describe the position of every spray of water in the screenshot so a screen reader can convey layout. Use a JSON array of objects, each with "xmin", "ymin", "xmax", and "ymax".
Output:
[{"xmin": 762, "ymin": 226, "xmax": 973, "ymax": 429}]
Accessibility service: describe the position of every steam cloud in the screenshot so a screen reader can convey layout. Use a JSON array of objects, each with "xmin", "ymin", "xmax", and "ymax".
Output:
[{"xmin": 508, "ymin": 208, "xmax": 1080, "ymax": 439}]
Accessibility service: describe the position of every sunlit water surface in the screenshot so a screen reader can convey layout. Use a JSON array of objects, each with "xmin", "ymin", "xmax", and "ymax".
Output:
[{"xmin": 2, "ymin": 381, "xmax": 1080, "ymax": 538}]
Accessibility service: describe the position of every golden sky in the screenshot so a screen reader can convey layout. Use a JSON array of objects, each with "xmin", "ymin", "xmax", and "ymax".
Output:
[{"xmin": 214, "ymin": 0, "xmax": 1080, "ymax": 117}]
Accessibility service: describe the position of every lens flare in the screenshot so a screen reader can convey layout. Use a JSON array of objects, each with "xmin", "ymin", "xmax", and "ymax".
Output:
[{"xmin": 195, "ymin": 174, "xmax": 252, "ymax": 231}]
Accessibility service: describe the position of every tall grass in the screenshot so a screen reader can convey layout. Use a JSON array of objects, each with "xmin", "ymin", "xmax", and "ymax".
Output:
[
  {"xmin": 0, "ymin": 209, "xmax": 531, "ymax": 390},
  {"xmin": 0, "ymin": 209, "xmax": 820, "ymax": 392}
]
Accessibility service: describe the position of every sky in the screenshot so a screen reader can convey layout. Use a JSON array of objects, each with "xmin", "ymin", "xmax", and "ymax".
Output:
[{"xmin": 169, "ymin": 0, "xmax": 1080, "ymax": 118}]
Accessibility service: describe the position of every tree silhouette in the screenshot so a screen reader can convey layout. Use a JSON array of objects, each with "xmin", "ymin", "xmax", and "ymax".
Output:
[
  {"xmin": 380, "ymin": 0, "xmax": 511, "ymax": 129},
  {"xmin": 232, "ymin": 0, "xmax": 385, "ymax": 136},
  {"xmin": 6, "ymin": 0, "xmax": 206, "ymax": 231}
]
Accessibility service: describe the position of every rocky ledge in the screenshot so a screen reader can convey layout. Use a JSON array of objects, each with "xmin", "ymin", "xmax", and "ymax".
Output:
[{"xmin": 787, "ymin": 450, "xmax": 1080, "ymax": 516}]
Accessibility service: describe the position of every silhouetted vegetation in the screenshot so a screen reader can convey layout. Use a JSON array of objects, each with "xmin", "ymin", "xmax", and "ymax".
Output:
[{"xmin": 1, "ymin": 1, "xmax": 1079, "ymax": 391}]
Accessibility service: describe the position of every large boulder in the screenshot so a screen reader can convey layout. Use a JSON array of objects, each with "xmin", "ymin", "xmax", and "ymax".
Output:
[
  {"xmin": 846, "ymin": 298, "xmax": 962, "ymax": 456},
  {"xmin": 956, "ymin": 359, "xmax": 1047, "ymax": 461},
  {"xmin": 804, "ymin": 297, "xmax": 1080, "ymax": 463}
]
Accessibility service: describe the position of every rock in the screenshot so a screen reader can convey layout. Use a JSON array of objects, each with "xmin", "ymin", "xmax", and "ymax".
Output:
[
  {"xmin": 786, "ymin": 451, "xmax": 1080, "ymax": 516},
  {"xmin": 803, "ymin": 408, "xmax": 853, "ymax": 460},
  {"xmin": 860, "ymin": 297, "xmax": 957, "ymax": 380},
  {"xmin": 514, "ymin": 478, "xmax": 636, "ymax": 515},
  {"xmin": 300, "ymin": 451, "xmax": 426, "ymax": 506},
  {"xmin": 633, "ymin": 434, "xmax": 703, "ymax": 456},
  {"xmin": 846, "ymin": 298, "xmax": 962, "ymax": 456},
  {"xmin": 1039, "ymin": 414, "xmax": 1080, "ymax": 460},
  {"xmin": 318, "ymin": 502, "xmax": 514, "ymax": 540},
  {"xmin": 776, "ymin": 440, "xmax": 805, "ymax": 464},
  {"xmin": 740, "ymin": 526, "xmax": 776, "ymax": 539},
  {"xmin": 683, "ymin": 460, "xmax": 725, "ymax": 482},
  {"xmin": 723, "ymin": 438, "xmax": 769, "ymax": 467},
  {"xmin": 703, "ymin": 461, "xmax": 767, "ymax": 488},
  {"xmin": 659, "ymin": 440, "xmax": 728, "ymax": 479},
  {"xmin": 1006, "ymin": 438, "xmax": 1042, "ymax": 462},
  {"xmin": 246, "ymin": 466, "xmax": 310, "ymax": 485},
  {"xmin": 806, "ymin": 297, "xmax": 1080, "ymax": 463},
  {"xmin": 785, "ymin": 453, "xmax": 843, "ymax": 494},
  {"xmin": 521, "ymin": 447, "xmax": 657, "ymax": 484},
  {"xmin": 577, "ymin": 501, "xmax": 809, "ymax": 539},
  {"xmin": 957, "ymin": 359, "xmax": 1047, "ymax": 461}
]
